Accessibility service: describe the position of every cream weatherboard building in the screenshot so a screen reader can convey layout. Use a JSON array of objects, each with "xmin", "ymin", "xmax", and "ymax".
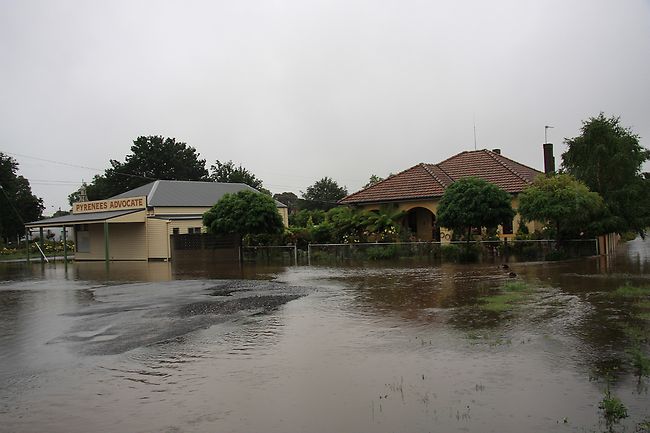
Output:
[{"xmin": 26, "ymin": 180, "xmax": 288, "ymax": 261}]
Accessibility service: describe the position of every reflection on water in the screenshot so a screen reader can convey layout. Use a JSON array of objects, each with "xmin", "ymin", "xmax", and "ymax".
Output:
[{"xmin": 0, "ymin": 238, "xmax": 648, "ymax": 433}]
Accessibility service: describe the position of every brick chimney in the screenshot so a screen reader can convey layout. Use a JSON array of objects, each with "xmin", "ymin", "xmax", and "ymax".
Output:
[{"xmin": 543, "ymin": 143, "xmax": 555, "ymax": 174}]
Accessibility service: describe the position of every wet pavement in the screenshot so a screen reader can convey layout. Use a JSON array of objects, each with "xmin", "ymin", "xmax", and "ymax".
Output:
[{"xmin": 0, "ymin": 239, "xmax": 648, "ymax": 432}]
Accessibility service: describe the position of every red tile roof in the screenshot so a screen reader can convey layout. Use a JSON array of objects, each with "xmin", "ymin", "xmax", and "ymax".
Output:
[{"xmin": 340, "ymin": 149, "xmax": 542, "ymax": 204}]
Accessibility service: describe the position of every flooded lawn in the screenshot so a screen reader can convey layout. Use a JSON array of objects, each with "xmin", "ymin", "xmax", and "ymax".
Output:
[{"xmin": 1, "ymin": 239, "xmax": 649, "ymax": 432}]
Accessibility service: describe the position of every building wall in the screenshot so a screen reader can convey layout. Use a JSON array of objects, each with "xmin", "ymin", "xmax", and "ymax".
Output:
[
  {"xmin": 147, "ymin": 218, "xmax": 170, "ymax": 260},
  {"xmin": 108, "ymin": 223, "xmax": 147, "ymax": 260},
  {"xmin": 278, "ymin": 207, "xmax": 289, "ymax": 227},
  {"xmin": 75, "ymin": 222, "xmax": 146, "ymax": 260},
  {"xmin": 168, "ymin": 219, "xmax": 204, "ymax": 235}
]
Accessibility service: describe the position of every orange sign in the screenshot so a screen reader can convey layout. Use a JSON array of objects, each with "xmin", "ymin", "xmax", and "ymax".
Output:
[{"xmin": 73, "ymin": 196, "xmax": 146, "ymax": 214}]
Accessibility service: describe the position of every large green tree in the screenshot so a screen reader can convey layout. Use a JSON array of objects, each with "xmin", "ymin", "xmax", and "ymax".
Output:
[
  {"xmin": 301, "ymin": 177, "xmax": 348, "ymax": 210},
  {"xmin": 562, "ymin": 113, "xmax": 650, "ymax": 236},
  {"xmin": 518, "ymin": 174, "xmax": 606, "ymax": 242},
  {"xmin": 69, "ymin": 136, "xmax": 209, "ymax": 203},
  {"xmin": 273, "ymin": 191, "xmax": 299, "ymax": 211},
  {"xmin": 209, "ymin": 160, "xmax": 269, "ymax": 194},
  {"xmin": 203, "ymin": 190, "xmax": 284, "ymax": 241},
  {"xmin": 0, "ymin": 153, "xmax": 44, "ymax": 242},
  {"xmin": 437, "ymin": 177, "xmax": 515, "ymax": 242}
]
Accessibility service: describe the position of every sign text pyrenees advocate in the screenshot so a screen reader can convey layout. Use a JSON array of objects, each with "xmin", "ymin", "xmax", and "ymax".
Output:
[{"xmin": 73, "ymin": 196, "xmax": 147, "ymax": 214}]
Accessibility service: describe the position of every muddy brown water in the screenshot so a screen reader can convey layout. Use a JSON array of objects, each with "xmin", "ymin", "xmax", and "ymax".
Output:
[{"xmin": 1, "ymin": 239, "xmax": 648, "ymax": 433}]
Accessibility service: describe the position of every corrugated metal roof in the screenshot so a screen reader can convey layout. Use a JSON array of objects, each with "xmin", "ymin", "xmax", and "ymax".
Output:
[
  {"xmin": 111, "ymin": 180, "xmax": 287, "ymax": 208},
  {"xmin": 340, "ymin": 149, "xmax": 543, "ymax": 204},
  {"xmin": 26, "ymin": 209, "xmax": 141, "ymax": 227}
]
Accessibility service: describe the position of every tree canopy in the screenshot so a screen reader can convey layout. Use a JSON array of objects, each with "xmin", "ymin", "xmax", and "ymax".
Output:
[
  {"xmin": 0, "ymin": 153, "xmax": 44, "ymax": 241},
  {"xmin": 301, "ymin": 177, "xmax": 348, "ymax": 210},
  {"xmin": 437, "ymin": 177, "xmax": 515, "ymax": 241},
  {"xmin": 209, "ymin": 160, "xmax": 269, "ymax": 194},
  {"xmin": 363, "ymin": 174, "xmax": 384, "ymax": 189},
  {"xmin": 202, "ymin": 190, "xmax": 284, "ymax": 239},
  {"xmin": 69, "ymin": 136, "xmax": 208, "ymax": 203},
  {"xmin": 273, "ymin": 191, "xmax": 299, "ymax": 211},
  {"xmin": 518, "ymin": 174, "xmax": 605, "ymax": 241},
  {"xmin": 562, "ymin": 113, "xmax": 650, "ymax": 236}
]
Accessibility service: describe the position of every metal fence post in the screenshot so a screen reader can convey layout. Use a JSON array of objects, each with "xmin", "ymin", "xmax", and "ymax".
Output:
[
  {"xmin": 294, "ymin": 244, "xmax": 298, "ymax": 266},
  {"xmin": 307, "ymin": 243, "xmax": 311, "ymax": 266}
]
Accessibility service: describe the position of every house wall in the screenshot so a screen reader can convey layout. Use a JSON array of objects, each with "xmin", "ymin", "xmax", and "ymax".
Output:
[
  {"xmin": 168, "ymin": 219, "xmax": 204, "ymax": 235},
  {"xmin": 75, "ymin": 222, "xmax": 147, "ymax": 260},
  {"xmin": 147, "ymin": 218, "xmax": 170, "ymax": 260},
  {"xmin": 357, "ymin": 197, "xmax": 540, "ymax": 241},
  {"xmin": 108, "ymin": 223, "xmax": 147, "ymax": 260}
]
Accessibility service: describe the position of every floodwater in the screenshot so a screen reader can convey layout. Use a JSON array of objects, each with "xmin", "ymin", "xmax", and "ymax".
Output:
[{"xmin": 1, "ymin": 240, "xmax": 649, "ymax": 433}]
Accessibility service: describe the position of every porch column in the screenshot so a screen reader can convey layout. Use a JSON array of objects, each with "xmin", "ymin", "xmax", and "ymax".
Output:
[
  {"xmin": 39, "ymin": 227, "xmax": 44, "ymax": 263},
  {"xmin": 62, "ymin": 226, "xmax": 68, "ymax": 263},
  {"xmin": 104, "ymin": 221, "xmax": 110, "ymax": 262}
]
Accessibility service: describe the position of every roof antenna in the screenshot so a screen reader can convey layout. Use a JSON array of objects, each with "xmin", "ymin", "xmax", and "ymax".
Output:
[
  {"xmin": 544, "ymin": 125, "xmax": 554, "ymax": 144},
  {"xmin": 473, "ymin": 115, "xmax": 477, "ymax": 150}
]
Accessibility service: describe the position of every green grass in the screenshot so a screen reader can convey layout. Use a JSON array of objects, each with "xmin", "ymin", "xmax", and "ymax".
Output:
[
  {"xmin": 477, "ymin": 281, "xmax": 532, "ymax": 312},
  {"xmin": 608, "ymin": 284, "xmax": 650, "ymax": 299}
]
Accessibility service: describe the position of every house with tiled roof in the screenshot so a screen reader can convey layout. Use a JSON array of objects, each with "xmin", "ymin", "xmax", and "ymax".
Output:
[{"xmin": 339, "ymin": 149, "xmax": 544, "ymax": 241}]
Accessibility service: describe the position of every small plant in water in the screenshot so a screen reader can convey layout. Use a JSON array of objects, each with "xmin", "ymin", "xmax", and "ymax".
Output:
[
  {"xmin": 628, "ymin": 345, "xmax": 650, "ymax": 379},
  {"xmin": 477, "ymin": 281, "xmax": 532, "ymax": 312},
  {"xmin": 599, "ymin": 387, "xmax": 628, "ymax": 431}
]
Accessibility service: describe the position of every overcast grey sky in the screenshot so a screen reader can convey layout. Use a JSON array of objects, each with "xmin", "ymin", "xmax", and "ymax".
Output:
[{"xmin": 1, "ymin": 0, "xmax": 649, "ymax": 213}]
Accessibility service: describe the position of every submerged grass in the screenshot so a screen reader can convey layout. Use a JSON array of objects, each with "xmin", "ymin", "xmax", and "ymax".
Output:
[
  {"xmin": 478, "ymin": 281, "xmax": 532, "ymax": 312},
  {"xmin": 608, "ymin": 284, "xmax": 650, "ymax": 299}
]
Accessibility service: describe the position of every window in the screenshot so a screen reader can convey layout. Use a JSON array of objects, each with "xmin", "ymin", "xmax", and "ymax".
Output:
[
  {"xmin": 503, "ymin": 219, "xmax": 513, "ymax": 235},
  {"xmin": 187, "ymin": 227, "xmax": 202, "ymax": 234},
  {"xmin": 172, "ymin": 228, "xmax": 180, "ymax": 235},
  {"xmin": 75, "ymin": 224, "xmax": 90, "ymax": 253}
]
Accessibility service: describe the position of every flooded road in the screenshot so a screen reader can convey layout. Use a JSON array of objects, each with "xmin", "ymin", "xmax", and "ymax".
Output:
[{"xmin": 1, "ymin": 239, "xmax": 649, "ymax": 432}]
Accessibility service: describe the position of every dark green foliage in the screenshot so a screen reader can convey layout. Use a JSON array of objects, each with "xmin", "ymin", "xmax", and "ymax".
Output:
[
  {"xmin": 0, "ymin": 153, "xmax": 44, "ymax": 240},
  {"xmin": 437, "ymin": 177, "xmax": 515, "ymax": 241},
  {"xmin": 301, "ymin": 177, "xmax": 348, "ymax": 210},
  {"xmin": 363, "ymin": 174, "xmax": 384, "ymax": 189},
  {"xmin": 203, "ymin": 191, "xmax": 284, "ymax": 238},
  {"xmin": 209, "ymin": 160, "xmax": 269, "ymax": 194},
  {"xmin": 273, "ymin": 192, "xmax": 299, "ymax": 211},
  {"xmin": 365, "ymin": 245, "xmax": 398, "ymax": 260},
  {"xmin": 518, "ymin": 174, "xmax": 606, "ymax": 241},
  {"xmin": 289, "ymin": 206, "xmax": 405, "ymax": 245},
  {"xmin": 562, "ymin": 113, "xmax": 650, "ymax": 237},
  {"xmin": 69, "ymin": 136, "xmax": 208, "ymax": 203},
  {"xmin": 289, "ymin": 209, "xmax": 326, "ymax": 227},
  {"xmin": 599, "ymin": 387, "xmax": 628, "ymax": 429}
]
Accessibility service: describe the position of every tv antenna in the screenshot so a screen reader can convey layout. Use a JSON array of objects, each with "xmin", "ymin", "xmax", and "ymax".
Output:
[{"xmin": 544, "ymin": 125, "xmax": 554, "ymax": 143}]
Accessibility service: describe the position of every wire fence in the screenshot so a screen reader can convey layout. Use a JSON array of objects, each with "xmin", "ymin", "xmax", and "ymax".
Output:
[
  {"xmin": 306, "ymin": 239, "xmax": 598, "ymax": 264},
  {"xmin": 241, "ymin": 245, "xmax": 299, "ymax": 265},
  {"xmin": 171, "ymin": 234, "xmax": 600, "ymax": 265}
]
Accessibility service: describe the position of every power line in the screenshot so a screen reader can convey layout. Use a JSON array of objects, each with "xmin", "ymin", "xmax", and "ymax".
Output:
[{"xmin": 2, "ymin": 150, "xmax": 157, "ymax": 182}]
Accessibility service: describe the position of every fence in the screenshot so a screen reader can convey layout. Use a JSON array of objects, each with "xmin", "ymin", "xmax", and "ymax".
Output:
[
  {"xmin": 306, "ymin": 239, "xmax": 598, "ymax": 264},
  {"xmin": 241, "ymin": 245, "xmax": 299, "ymax": 265},
  {"xmin": 171, "ymin": 233, "xmax": 239, "ymax": 262}
]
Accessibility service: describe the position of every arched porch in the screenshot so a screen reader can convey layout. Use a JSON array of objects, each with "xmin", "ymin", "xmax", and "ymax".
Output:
[{"xmin": 404, "ymin": 207, "xmax": 440, "ymax": 241}]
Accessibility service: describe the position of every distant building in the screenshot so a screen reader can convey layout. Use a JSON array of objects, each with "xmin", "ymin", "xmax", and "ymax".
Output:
[
  {"xmin": 339, "ymin": 149, "xmax": 543, "ymax": 241},
  {"xmin": 26, "ymin": 180, "xmax": 288, "ymax": 261}
]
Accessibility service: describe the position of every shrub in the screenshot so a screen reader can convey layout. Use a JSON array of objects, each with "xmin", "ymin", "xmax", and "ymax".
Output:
[{"xmin": 365, "ymin": 245, "xmax": 398, "ymax": 260}]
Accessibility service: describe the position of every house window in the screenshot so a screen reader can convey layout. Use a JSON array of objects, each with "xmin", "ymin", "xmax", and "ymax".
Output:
[
  {"xmin": 187, "ymin": 227, "xmax": 202, "ymax": 234},
  {"xmin": 75, "ymin": 224, "xmax": 90, "ymax": 253},
  {"xmin": 503, "ymin": 219, "xmax": 513, "ymax": 235},
  {"xmin": 172, "ymin": 228, "xmax": 180, "ymax": 235}
]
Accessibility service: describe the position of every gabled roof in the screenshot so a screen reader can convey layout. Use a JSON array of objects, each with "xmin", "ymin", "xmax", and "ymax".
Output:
[
  {"xmin": 111, "ymin": 180, "xmax": 287, "ymax": 208},
  {"xmin": 340, "ymin": 149, "xmax": 542, "ymax": 205}
]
